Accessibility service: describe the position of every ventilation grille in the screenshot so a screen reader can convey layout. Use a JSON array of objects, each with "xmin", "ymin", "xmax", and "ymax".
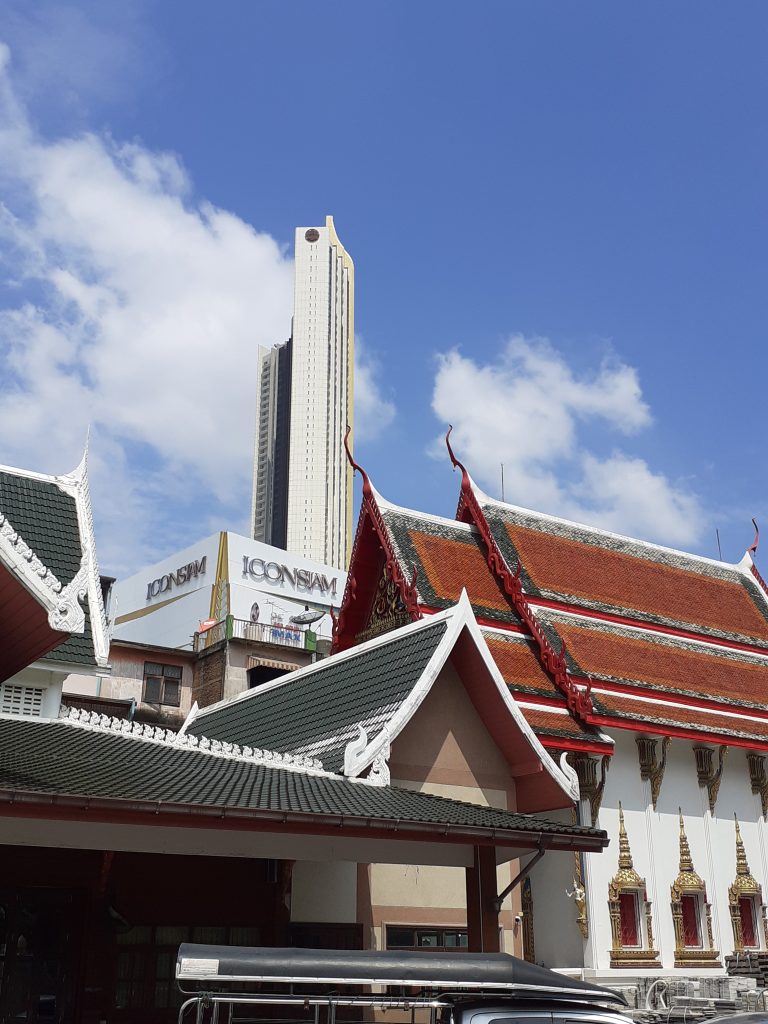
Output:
[{"xmin": 0, "ymin": 684, "xmax": 45, "ymax": 717}]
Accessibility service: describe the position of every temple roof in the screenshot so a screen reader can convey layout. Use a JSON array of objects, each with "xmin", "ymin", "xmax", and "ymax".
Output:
[
  {"xmin": 0, "ymin": 713, "xmax": 607, "ymax": 849},
  {"xmin": 479, "ymin": 629, "xmax": 612, "ymax": 751},
  {"xmin": 188, "ymin": 617, "xmax": 451, "ymax": 772},
  {"xmin": 376, "ymin": 495, "xmax": 523, "ymax": 625},
  {"xmin": 536, "ymin": 608, "xmax": 768, "ymax": 713},
  {"xmin": 336, "ymin": 447, "xmax": 768, "ymax": 752},
  {"xmin": 0, "ymin": 454, "xmax": 110, "ymax": 678},
  {"xmin": 188, "ymin": 595, "xmax": 582, "ymax": 811},
  {"xmin": 476, "ymin": 489, "xmax": 768, "ymax": 649}
]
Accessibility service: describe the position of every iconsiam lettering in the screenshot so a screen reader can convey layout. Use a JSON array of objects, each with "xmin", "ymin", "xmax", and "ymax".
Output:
[
  {"xmin": 242, "ymin": 556, "xmax": 338, "ymax": 596},
  {"xmin": 146, "ymin": 557, "xmax": 207, "ymax": 600}
]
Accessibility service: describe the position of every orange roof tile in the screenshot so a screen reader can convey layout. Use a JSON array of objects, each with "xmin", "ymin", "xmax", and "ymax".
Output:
[
  {"xmin": 592, "ymin": 691, "xmax": 768, "ymax": 743},
  {"xmin": 520, "ymin": 705, "xmax": 610, "ymax": 744},
  {"xmin": 503, "ymin": 521, "xmax": 768, "ymax": 644},
  {"xmin": 409, "ymin": 529, "xmax": 516, "ymax": 617},
  {"xmin": 483, "ymin": 633, "xmax": 561, "ymax": 699},
  {"xmin": 551, "ymin": 617, "xmax": 768, "ymax": 708}
]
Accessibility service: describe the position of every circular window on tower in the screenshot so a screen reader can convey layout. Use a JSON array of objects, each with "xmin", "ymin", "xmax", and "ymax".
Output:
[{"xmin": 304, "ymin": 228, "xmax": 320, "ymax": 242}]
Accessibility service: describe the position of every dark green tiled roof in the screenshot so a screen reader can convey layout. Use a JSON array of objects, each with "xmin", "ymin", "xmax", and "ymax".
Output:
[
  {"xmin": 0, "ymin": 472, "xmax": 82, "ymax": 586},
  {"xmin": 190, "ymin": 620, "xmax": 449, "ymax": 771},
  {"xmin": 0, "ymin": 718, "xmax": 605, "ymax": 844},
  {"xmin": 42, "ymin": 604, "xmax": 96, "ymax": 666},
  {"xmin": 0, "ymin": 470, "xmax": 97, "ymax": 667}
]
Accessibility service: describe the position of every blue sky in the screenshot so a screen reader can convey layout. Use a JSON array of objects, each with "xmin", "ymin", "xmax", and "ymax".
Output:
[{"xmin": 0, "ymin": 1, "xmax": 766, "ymax": 576}]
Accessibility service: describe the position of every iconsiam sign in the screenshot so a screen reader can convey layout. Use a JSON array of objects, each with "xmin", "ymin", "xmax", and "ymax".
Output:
[{"xmin": 242, "ymin": 556, "xmax": 338, "ymax": 597}]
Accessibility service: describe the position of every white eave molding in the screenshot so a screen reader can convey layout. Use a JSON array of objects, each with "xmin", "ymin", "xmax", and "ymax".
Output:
[
  {"xmin": 341, "ymin": 590, "xmax": 581, "ymax": 802},
  {"xmin": 0, "ymin": 444, "xmax": 110, "ymax": 666}
]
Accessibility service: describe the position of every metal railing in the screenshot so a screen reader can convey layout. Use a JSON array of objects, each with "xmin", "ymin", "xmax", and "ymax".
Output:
[{"xmin": 194, "ymin": 617, "xmax": 314, "ymax": 653}]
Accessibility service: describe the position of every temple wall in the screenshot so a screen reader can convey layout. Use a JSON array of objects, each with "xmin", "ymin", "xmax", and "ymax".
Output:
[
  {"xmin": 580, "ymin": 729, "xmax": 768, "ymax": 976},
  {"xmin": 527, "ymin": 805, "xmax": 586, "ymax": 968}
]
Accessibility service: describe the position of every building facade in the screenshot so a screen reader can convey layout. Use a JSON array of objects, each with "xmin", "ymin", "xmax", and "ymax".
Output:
[
  {"xmin": 251, "ymin": 216, "xmax": 354, "ymax": 570},
  {"xmin": 331, "ymin": 438, "xmax": 768, "ymax": 991}
]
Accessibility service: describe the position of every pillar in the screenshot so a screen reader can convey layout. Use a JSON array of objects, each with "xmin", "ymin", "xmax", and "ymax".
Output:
[{"xmin": 465, "ymin": 845, "xmax": 500, "ymax": 952}]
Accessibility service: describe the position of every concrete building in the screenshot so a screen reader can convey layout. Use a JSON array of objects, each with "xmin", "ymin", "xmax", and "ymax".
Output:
[
  {"xmin": 62, "ymin": 531, "xmax": 347, "ymax": 720},
  {"xmin": 251, "ymin": 216, "xmax": 354, "ymax": 570}
]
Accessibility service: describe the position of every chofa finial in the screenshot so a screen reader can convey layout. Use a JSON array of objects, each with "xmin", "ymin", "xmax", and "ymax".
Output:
[
  {"xmin": 343, "ymin": 425, "xmax": 372, "ymax": 499},
  {"xmin": 445, "ymin": 425, "xmax": 471, "ymax": 492},
  {"xmin": 749, "ymin": 518, "xmax": 760, "ymax": 557}
]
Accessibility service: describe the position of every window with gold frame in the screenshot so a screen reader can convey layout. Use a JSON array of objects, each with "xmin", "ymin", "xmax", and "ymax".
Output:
[
  {"xmin": 729, "ymin": 816, "xmax": 766, "ymax": 953},
  {"xmin": 607, "ymin": 804, "xmax": 660, "ymax": 967},
  {"xmin": 671, "ymin": 811, "xmax": 720, "ymax": 968}
]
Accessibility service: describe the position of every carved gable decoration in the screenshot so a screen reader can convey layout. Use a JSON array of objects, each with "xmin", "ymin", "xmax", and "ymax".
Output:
[{"xmin": 355, "ymin": 561, "xmax": 412, "ymax": 644}]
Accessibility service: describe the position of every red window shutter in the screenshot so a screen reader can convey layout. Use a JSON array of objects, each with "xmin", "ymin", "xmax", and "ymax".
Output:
[
  {"xmin": 619, "ymin": 892, "xmax": 639, "ymax": 947},
  {"xmin": 740, "ymin": 897, "xmax": 757, "ymax": 948},
  {"xmin": 681, "ymin": 894, "xmax": 701, "ymax": 947}
]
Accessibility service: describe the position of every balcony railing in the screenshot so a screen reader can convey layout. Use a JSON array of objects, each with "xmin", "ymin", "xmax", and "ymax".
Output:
[{"xmin": 194, "ymin": 616, "xmax": 316, "ymax": 654}]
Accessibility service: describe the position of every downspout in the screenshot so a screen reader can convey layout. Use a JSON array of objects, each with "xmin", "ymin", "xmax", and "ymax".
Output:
[{"xmin": 493, "ymin": 843, "xmax": 546, "ymax": 913}]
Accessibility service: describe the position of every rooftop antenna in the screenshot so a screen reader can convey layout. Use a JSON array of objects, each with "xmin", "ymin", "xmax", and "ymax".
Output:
[
  {"xmin": 501, "ymin": 463, "xmax": 505, "ymax": 503},
  {"xmin": 716, "ymin": 528, "xmax": 723, "ymax": 561}
]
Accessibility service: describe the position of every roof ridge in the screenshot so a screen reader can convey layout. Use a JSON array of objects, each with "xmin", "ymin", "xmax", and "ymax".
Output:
[
  {"xmin": 373, "ymin": 485, "xmax": 477, "ymax": 533},
  {"xmin": 58, "ymin": 705, "xmax": 328, "ymax": 775},
  {"xmin": 473, "ymin": 481, "xmax": 742, "ymax": 574}
]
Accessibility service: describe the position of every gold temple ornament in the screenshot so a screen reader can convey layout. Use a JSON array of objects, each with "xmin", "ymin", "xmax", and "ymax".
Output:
[{"xmin": 607, "ymin": 804, "xmax": 660, "ymax": 967}]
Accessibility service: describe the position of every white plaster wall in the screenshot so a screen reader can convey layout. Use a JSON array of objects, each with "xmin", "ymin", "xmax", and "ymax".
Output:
[
  {"xmin": 2, "ymin": 667, "xmax": 64, "ymax": 719},
  {"xmin": 528, "ymin": 805, "xmax": 585, "ymax": 968},
  {"xmin": 581, "ymin": 730, "xmax": 768, "ymax": 976},
  {"xmin": 291, "ymin": 861, "xmax": 358, "ymax": 923}
]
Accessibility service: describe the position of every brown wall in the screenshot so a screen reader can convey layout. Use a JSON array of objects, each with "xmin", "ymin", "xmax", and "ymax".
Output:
[{"xmin": 367, "ymin": 661, "xmax": 523, "ymax": 956}]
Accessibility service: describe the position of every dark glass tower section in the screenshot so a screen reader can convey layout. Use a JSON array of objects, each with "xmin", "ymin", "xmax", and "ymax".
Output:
[{"xmin": 269, "ymin": 339, "xmax": 292, "ymax": 549}]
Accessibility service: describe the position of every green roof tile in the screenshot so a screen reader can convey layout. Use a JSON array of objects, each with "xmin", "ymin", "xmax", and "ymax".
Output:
[
  {"xmin": 0, "ymin": 472, "xmax": 82, "ymax": 586},
  {"xmin": 0, "ymin": 718, "xmax": 605, "ymax": 844},
  {"xmin": 190, "ymin": 620, "xmax": 449, "ymax": 770}
]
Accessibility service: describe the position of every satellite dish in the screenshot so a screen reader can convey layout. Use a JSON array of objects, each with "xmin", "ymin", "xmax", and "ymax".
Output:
[{"xmin": 289, "ymin": 609, "xmax": 325, "ymax": 626}]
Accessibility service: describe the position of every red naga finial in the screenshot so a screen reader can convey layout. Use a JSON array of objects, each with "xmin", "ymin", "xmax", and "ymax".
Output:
[
  {"xmin": 749, "ymin": 518, "xmax": 760, "ymax": 557},
  {"xmin": 343, "ymin": 424, "xmax": 372, "ymax": 500},
  {"xmin": 445, "ymin": 425, "xmax": 472, "ymax": 493}
]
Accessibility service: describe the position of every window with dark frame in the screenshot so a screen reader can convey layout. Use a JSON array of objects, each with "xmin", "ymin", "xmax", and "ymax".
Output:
[
  {"xmin": 386, "ymin": 926, "xmax": 469, "ymax": 951},
  {"xmin": 143, "ymin": 662, "xmax": 182, "ymax": 706}
]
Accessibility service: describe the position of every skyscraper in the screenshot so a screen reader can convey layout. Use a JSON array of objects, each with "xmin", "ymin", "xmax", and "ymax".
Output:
[{"xmin": 251, "ymin": 216, "xmax": 354, "ymax": 570}]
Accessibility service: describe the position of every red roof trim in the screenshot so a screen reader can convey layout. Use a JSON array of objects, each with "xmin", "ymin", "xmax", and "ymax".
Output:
[
  {"xmin": 576, "ymin": 675, "xmax": 768, "ymax": 721},
  {"xmin": 587, "ymin": 714, "xmax": 768, "ymax": 752},
  {"xmin": 419, "ymin": 604, "xmax": 530, "ymax": 636},
  {"xmin": 539, "ymin": 736, "xmax": 614, "ymax": 755},
  {"xmin": 332, "ymin": 433, "xmax": 421, "ymax": 652},
  {"xmin": 445, "ymin": 429, "xmax": 593, "ymax": 721},
  {"xmin": 528, "ymin": 595, "xmax": 768, "ymax": 656},
  {"xmin": 751, "ymin": 562, "xmax": 768, "ymax": 602}
]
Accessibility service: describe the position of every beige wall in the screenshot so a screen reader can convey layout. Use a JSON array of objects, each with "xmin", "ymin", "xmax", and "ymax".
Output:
[
  {"xmin": 64, "ymin": 645, "xmax": 194, "ymax": 722},
  {"xmin": 367, "ymin": 660, "xmax": 523, "ymax": 954}
]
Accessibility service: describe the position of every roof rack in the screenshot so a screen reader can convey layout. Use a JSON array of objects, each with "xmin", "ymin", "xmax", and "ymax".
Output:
[{"xmin": 175, "ymin": 945, "xmax": 626, "ymax": 1023}]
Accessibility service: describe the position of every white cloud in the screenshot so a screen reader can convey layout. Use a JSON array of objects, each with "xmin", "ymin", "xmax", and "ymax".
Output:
[
  {"xmin": 0, "ymin": 44, "xmax": 295, "ymax": 574},
  {"xmin": 354, "ymin": 339, "xmax": 396, "ymax": 443},
  {"xmin": 431, "ymin": 335, "xmax": 704, "ymax": 547}
]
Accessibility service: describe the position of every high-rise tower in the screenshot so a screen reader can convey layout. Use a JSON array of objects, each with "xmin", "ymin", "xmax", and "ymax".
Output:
[{"xmin": 251, "ymin": 216, "xmax": 354, "ymax": 570}]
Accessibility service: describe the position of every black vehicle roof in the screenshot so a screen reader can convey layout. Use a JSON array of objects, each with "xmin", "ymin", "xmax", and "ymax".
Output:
[{"xmin": 176, "ymin": 945, "xmax": 625, "ymax": 1006}]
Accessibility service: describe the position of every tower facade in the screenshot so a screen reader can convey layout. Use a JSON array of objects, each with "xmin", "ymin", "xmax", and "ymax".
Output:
[{"xmin": 251, "ymin": 216, "xmax": 354, "ymax": 569}]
